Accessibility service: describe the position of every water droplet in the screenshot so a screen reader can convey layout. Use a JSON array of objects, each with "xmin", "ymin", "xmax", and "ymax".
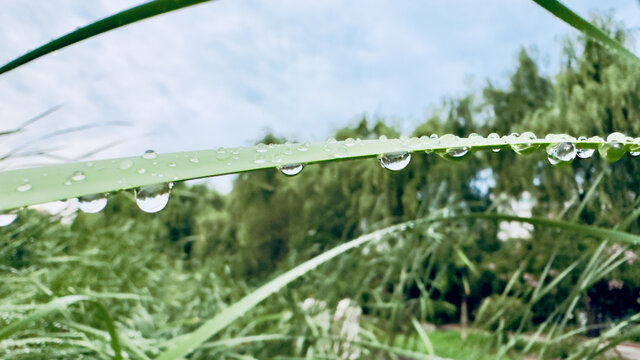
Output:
[
  {"xmin": 71, "ymin": 171, "xmax": 85, "ymax": 181},
  {"xmin": 189, "ymin": 157, "xmax": 199, "ymax": 163},
  {"xmin": 631, "ymin": 151, "xmax": 640, "ymax": 157},
  {"xmin": 599, "ymin": 141, "xmax": 626, "ymax": 162},
  {"xmin": 379, "ymin": 152, "xmax": 411, "ymax": 171},
  {"xmin": 510, "ymin": 132, "xmax": 539, "ymax": 155},
  {"xmin": 271, "ymin": 153, "xmax": 283, "ymax": 163},
  {"xmin": 135, "ymin": 182, "xmax": 173, "ymax": 213},
  {"xmin": 379, "ymin": 135, "xmax": 388, "ymax": 141},
  {"xmin": 439, "ymin": 134, "xmax": 459, "ymax": 146},
  {"xmin": 216, "ymin": 147, "xmax": 229, "ymax": 160},
  {"xmin": 17, "ymin": 183, "xmax": 32, "ymax": 192},
  {"xmin": 119, "ymin": 160, "xmax": 133, "ymax": 170},
  {"xmin": 430, "ymin": 134, "xmax": 438, "ymax": 140},
  {"xmin": 440, "ymin": 147, "xmax": 471, "ymax": 160},
  {"xmin": 78, "ymin": 194, "xmax": 108, "ymax": 214},
  {"xmin": 142, "ymin": 150, "xmax": 157, "ymax": 160},
  {"xmin": 327, "ymin": 137, "xmax": 337, "ymax": 144},
  {"xmin": 65, "ymin": 180, "xmax": 72, "ymax": 186},
  {"xmin": 345, "ymin": 138, "xmax": 356, "ymax": 146},
  {"xmin": 297, "ymin": 143, "xmax": 309, "ymax": 152},
  {"xmin": 137, "ymin": 168, "xmax": 146, "ymax": 174},
  {"xmin": 0, "ymin": 212, "xmax": 17, "ymax": 227},
  {"xmin": 280, "ymin": 163, "xmax": 303, "ymax": 176},
  {"xmin": 576, "ymin": 146, "xmax": 595, "ymax": 159},
  {"xmin": 487, "ymin": 133, "xmax": 501, "ymax": 152},
  {"xmin": 254, "ymin": 154, "xmax": 266, "ymax": 164},
  {"xmin": 547, "ymin": 142, "xmax": 576, "ymax": 165},
  {"xmin": 255, "ymin": 143, "xmax": 267, "ymax": 153},
  {"xmin": 168, "ymin": 162, "xmax": 176, "ymax": 167},
  {"xmin": 607, "ymin": 132, "xmax": 626, "ymax": 143}
]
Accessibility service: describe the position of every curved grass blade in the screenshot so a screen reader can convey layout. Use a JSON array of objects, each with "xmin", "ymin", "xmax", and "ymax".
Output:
[
  {"xmin": 155, "ymin": 222, "xmax": 403, "ymax": 360},
  {"xmin": 0, "ymin": 0, "xmax": 214, "ymax": 75},
  {"xmin": 0, "ymin": 135, "xmax": 628, "ymax": 211},
  {"xmin": 532, "ymin": 0, "xmax": 640, "ymax": 66},
  {"xmin": 0, "ymin": 295, "xmax": 90, "ymax": 339}
]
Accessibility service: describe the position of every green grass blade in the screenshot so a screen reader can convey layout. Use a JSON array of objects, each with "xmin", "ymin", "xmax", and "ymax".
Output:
[
  {"xmin": 155, "ymin": 223, "xmax": 402, "ymax": 360},
  {"xmin": 0, "ymin": 295, "xmax": 89, "ymax": 339},
  {"xmin": 532, "ymin": 0, "xmax": 640, "ymax": 66},
  {"xmin": 0, "ymin": 135, "xmax": 626, "ymax": 211},
  {"xmin": 411, "ymin": 317, "xmax": 435, "ymax": 355},
  {"xmin": 0, "ymin": 0, "xmax": 214, "ymax": 76}
]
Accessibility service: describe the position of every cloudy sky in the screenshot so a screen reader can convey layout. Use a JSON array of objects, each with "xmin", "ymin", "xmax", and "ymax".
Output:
[{"xmin": 0, "ymin": 0, "xmax": 639, "ymax": 191}]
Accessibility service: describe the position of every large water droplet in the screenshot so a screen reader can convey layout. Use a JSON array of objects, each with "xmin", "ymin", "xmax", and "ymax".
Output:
[
  {"xmin": 142, "ymin": 150, "xmax": 157, "ymax": 160},
  {"xmin": 71, "ymin": 171, "xmax": 85, "ymax": 181},
  {"xmin": 607, "ymin": 132, "xmax": 626, "ymax": 143},
  {"xmin": 487, "ymin": 133, "xmax": 501, "ymax": 152},
  {"xmin": 0, "ymin": 212, "xmax": 17, "ymax": 227},
  {"xmin": 280, "ymin": 163, "xmax": 303, "ymax": 176},
  {"xmin": 17, "ymin": 182, "xmax": 32, "ymax": 192},
  {"xmin": 379, "ymin": 152, "xmax": 411, "ymax": 171},
  {"xmin": 135, "ymin": 182, "xmax": 173, "ymax": 213},
  {"xmin": 189, "ymin": 157, "xmax": 199, "ymax": 164},
  {"xmin": 78, "ymin": 194, "xmax": 108, "ymax": 214},
  {"xmin": 547, "ymin": 142, "xmax": 576, "ymax": 165},
  {"xmin": 576, "ymin": 146, "xmax": 595, "ymax": 159},
  {"xmin": 216, "ymin": 147, "xmax": 229, "ymax": 160},
  {"xmin": 255, "ymin": 143, "xmax": 267, "ymax": 153},
  {"xmin": 599, "ymin": 141, "xmax": 626, "ymax": 162},
  {"xmin": 345, "ymin": 138, "xmax": 356, "ymax": 147}
]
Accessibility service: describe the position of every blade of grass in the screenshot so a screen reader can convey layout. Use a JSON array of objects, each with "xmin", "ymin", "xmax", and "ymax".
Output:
[
  {"xmin": 532, "ymin": 0, "xmax": 640, "ymax": 66},
  {"xmin": 0, "ymin": 136, "xmax": 625, "ymax": 211},
  {"xmin": 0, "ymin": 0, "xmax": 215, "ymax": 75},
  {"xmin": 411, "ymin": 317, "xmax": 435, "ymax": 355},
  {"xmin": 155, "ymin": 222, "xmax": 404, "ymax": 360}
]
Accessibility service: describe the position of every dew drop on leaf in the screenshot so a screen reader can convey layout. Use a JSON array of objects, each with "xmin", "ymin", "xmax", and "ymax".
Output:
[
  {"xmin": 547, "ymin": 142, "xmax": 576, "ymax": 165},
  {"xmin": 576, "ymin": 147, "xmax": 595, "ymax": 159},
  {"xmin": 142, "ymin": 150, "xmax": 157, "ymax": 160},
  {"xmin": 17, "ymin": 183, "xmax": 32, "ymax": 192},
  {"xmin": 137, "ymin": 168, "xmax": 146, "ymax": 174},
  {"xmin": 189, "ymin": 157, "xmax": 199, "ymax": 163},
  {"xmin": 135, "ymin": 182, "xmax": 173, "ymax": 213},
  {"xmin": 78, "ymin": 194, "xmax": 108, "ymax": 214},
  {"xmin": 168, "ymin": 162, "xmax": 176, "ymax": 167},
  {"xmin": 71, "ymin": 171, "xmax": 86, "ymax": 181},
  {"xmin": 0, "ymin": 213, "xmax": 17, "ymax": 227},
  {"xmin": 119, "ymin": 160, "xmax": 133, "ymax": 170},
  {"xmin": 441, "ymin": 147, "xmax": 470, "ymax": 160},
  {"xmin": 345, "ymin": 138, "xmax": 356, "ymax": 147},
  {"xmin": 255, "ymin": 143, "xmax": 267, "ymax": 153},
  {"xmin": 599, "ymin": 141, "xmax": 626, "ymax": 162},
  {"xmin": 280, "ymin": 163, "xmax": 303, "ymax": 176},
  {"xmin": 379, "ymin": 152, "xmax": 411, "ymax": 171}
]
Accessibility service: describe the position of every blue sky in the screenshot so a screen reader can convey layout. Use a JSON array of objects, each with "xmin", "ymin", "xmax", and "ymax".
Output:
[{"xmin": 0, "ymin": 0, "xmax": 639, "ymax": 191}]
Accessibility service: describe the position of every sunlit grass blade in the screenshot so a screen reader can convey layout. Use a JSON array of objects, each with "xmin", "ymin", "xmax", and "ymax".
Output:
[
  {"xmin": 0, "ymin": 135, "xmax": 626, "ymax": 211},
  {"xmin": 532, "ymin": 0, "xmax": 640, "ymax": 66},
  {"xmin": 155, "ymin": 223, "xmax": 403, "ymax": 360},
  {"xmin": 0, "ymin": 0, "xmax": 215, "ymax": 75}
]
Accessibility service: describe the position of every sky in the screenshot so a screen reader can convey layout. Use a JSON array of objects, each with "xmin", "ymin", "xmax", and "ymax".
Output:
[{"xmin": 0, "ymin": 0, "xmax": 639, "ymax": 193}]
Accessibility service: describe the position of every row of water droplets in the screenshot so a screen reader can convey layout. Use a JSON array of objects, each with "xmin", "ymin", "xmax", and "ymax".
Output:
[{"xmin": 3, "ymin": 132, "xmax": 638, "ymax": 226}]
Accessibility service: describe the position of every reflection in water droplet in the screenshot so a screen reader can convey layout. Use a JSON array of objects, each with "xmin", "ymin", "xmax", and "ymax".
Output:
[
  {"xmin": 345, "ymin": 138, "xmax": 356, "ymax": 146},
  {"xmin": 487, "ymin": 133, "xmax": 501, "ymax": 152},
  {"xmin": 135, "ymin": 182, "xmax": 173, "ymax": 213},
  {"xmin": 78, "ymin": 194, "xmax": 108, "ymax": 214},
  {"xmin": 280, "ymin": 163, "xmax": 303, "ymax": 176},
  {"xmin": 119, "ymin": 160, "xmax": 133, "ymax": 170},
  {"xmin": 599, "ymin": 141, "xmax": 626, "ymax": 162},
  {"xmin": 607, "ymin": 132, "xmax": 626, "ymax": 143},
  {"xmin": 189, "ymin": 157, "xmax": 199, "ymax": 163},
  {"xmin": 17, "ymin": 183, "xmax": 32, "ymax": 192},
  {"xmin": 379, "ymin": 152, "xmax": 411, "ymax": 171},
  {"xmin": 142, "ymin": 150, "xmax": 157, "ymax": 160},
  {"xmin": 631, "ymin": 151, "xmax": 640, "ymax": 157},
  {"xmin": 0, "ymin": 213, "xmax": 17, "ymax": 227},
  {"xmin": 71, "ymin": 171, "xmax": 86, "ymax": 181},
  {"xmin": 547, "ymin": 142, "xmax": 576, "ymax": 165}
]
